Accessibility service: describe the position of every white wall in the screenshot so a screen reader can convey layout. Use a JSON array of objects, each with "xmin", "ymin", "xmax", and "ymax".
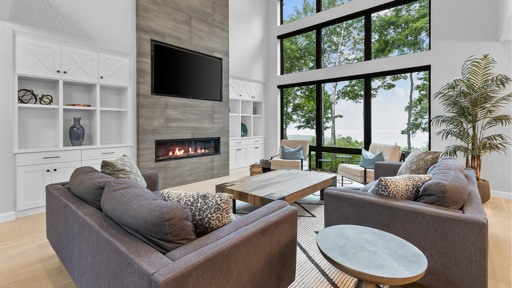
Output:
[
  {"xmin": 0, "ymin": 0, "xmax": 136, "ymax": 216},
  {"xmin": 262, "ymin": 0, "xmax": 512, "ymax": 195},
  {"xmin": 229, "ymin": 0, "xmax": 267, "ymax": 82}
]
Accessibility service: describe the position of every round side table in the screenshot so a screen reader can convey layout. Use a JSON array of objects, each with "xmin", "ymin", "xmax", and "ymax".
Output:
[
  {"xmin": 317, "ymin": 225, "xmax": 428, "ymax": 288},
  {"xmin": 318, "ymin": 158, "xmax": 333, "ymax": 173}
]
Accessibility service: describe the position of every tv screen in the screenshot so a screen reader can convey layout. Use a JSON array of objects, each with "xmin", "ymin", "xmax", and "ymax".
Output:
[{"xmin": 151, "ymin": 40, "xmax": 222, "ymax": 101}]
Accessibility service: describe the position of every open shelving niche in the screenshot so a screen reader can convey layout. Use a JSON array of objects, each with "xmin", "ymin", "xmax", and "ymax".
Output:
[
  {"xmin": 15, "ymin": 75, "xmax": 131, "ymax": 152},
  {"xmin": 229, "ymin": 99, "xmax": 264, "ymax": 139}
]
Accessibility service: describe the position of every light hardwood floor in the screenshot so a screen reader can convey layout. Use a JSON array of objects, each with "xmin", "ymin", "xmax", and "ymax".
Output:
[{"xmin": 0, "ymin": 170, "xmax": 510, "ymax": 288}]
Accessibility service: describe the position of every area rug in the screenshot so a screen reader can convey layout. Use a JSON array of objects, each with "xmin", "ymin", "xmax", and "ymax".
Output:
[{"xmin": 234, "ymin": 193, "xmax": 389, "ymax": 288}]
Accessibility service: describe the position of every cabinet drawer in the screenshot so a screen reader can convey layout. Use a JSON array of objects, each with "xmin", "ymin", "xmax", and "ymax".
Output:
[
  {"xmin": 230, "ymin": 139, "xmax": 248, "ymax": 147},
  {"xmin": 82, "ymin": 147, "xmax": 131, "ymax": 161},
  {"xmin": 248, "ymin": 138, "xmax": 264, "ymax": 145},
  {"xmin": 16, "ymin": 150, "xmax": 82, "ymax": 167}
]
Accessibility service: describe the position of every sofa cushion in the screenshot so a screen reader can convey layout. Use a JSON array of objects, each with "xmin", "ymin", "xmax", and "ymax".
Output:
[
  {"xmin": 160, "ymin": 190, "xmax": 235, "ymax": 237},
  {"xmin": 369, "ymin": 174, "xmax": 432, "ymax": 200},
  {"xmin": 397, "ymin": 149, "xmax": 441, "ymax": 175},
  {"xmin": 101, "ymin": 154, "xmax": 147, "ymax": 187},
  {"xmin": 417, "ymin": 157, "xmax": 469, "ymax": 209},
  {"xmin": 65, "ymin": 166, "xmax": 114, "ymax": 210},
  {"xmin": 101, "ymin": 180, "xmax": 196, "ymax": 253},
  {"xmin": 359, "ymin": 149, "xmax": 385, "ymax": 169},
  {"xmin": 281, "ymin": 144, "xmax": 304, "ymax": 160}
]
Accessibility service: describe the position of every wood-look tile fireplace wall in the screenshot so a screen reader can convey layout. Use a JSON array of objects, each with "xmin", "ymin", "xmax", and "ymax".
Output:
[{"xmin": 136, "ymin": 0, "xmax": 229, "ymax": 188}]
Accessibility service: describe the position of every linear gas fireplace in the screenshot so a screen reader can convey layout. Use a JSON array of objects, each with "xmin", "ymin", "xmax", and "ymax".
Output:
[{"xmin": 155, "ymin": 137, "xmax": 220, "ymax": 162}]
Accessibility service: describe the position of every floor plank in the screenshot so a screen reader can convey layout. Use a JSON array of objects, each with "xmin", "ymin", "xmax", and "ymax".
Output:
[{"xmin": 0, "ymin": 170, "xmax": 510, "ymax": 287}]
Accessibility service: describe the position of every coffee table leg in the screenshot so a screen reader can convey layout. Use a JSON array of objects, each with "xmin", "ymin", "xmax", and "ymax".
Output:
[
  {"xmin": 354, "ymin": 279, "xmax": 378, "ymax": 288},
  {"xmin": 232, "ymin": 198, "xmax": 236, "ymax": 214},
  {"xmin": 320, "ymin": 189, "xmax": 325, "ymax": 200}
]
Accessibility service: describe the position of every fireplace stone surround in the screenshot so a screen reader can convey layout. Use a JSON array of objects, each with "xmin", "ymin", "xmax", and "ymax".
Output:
[{"xmin": 136, "ymin": 0, "xmax": 230, "ymax": 189}]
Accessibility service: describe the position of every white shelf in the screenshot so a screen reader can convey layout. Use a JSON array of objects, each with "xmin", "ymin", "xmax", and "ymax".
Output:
[
  {"xmin": 14, "ymin": 143, "xmax": 133, "ymax": 154},
  {"xmin": 64, "ymin": 106, "xmax": 96, "ymax": 110},
  {"xmin": 101, "ymin": 107, "xmax": 128, "ymax": 112},
  {"xmin": 18, "ymin": 104, "xmax": 58, "ymax": 109},
  {"xmin": 229, "ymin": 113, "xmax": 238, "ymax": 116}
]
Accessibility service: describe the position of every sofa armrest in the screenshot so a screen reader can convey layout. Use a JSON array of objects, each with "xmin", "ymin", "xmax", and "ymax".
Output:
[
  {"xmin": 140, "ymin": 169, "xmax": 160, "ymax": 192},
  {"xmin": 324, "ymin": 188, "xmax": 488, "ymax": 288},
  {"xmin": 374, "ymin": 161, "xmax": 402, "ymax": 180},
  {"xmin": 153, "ymin": 201, "xmax": 298, "ymax": 288}
]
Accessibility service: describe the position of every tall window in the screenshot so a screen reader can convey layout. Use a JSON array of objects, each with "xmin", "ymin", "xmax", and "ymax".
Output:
[
  {"xmin": 372, "ymin": 71, "xmax": 430, "ymax": 150},
  {"xmin": 280, "ymin": 0, "xmax": 430, "ymax": 75},
  {"xmin": 283, "ymin": 85, "xmax": 317, "ymax": 144},
  {"xmin": 282, "ymin": 0, "xmax": 359, "ymax": 25}
]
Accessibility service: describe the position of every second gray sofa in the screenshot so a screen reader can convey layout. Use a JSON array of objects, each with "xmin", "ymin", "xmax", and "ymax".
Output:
[
  {"xmin": 46, "ymin": 170, "xmax": 298, "ymax": 288},
  {"xmin": 324, "ymin": 162, "xmax": 488, "ymax": 288}
]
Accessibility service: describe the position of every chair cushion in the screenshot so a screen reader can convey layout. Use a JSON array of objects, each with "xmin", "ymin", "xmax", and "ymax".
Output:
[
  {"xmin": 369, "ymin": 174, "xmax": 433, "ymax": 200},
  {"xmin": 271, "ymin": 158, "xmax": 301, "ymax": 168},
  {"xmin": 65, "ymin": 166, "xmax": 114, "ymax": 210},
  {"xmin": 281, "ymin": 145, "xmax": 304, "ymax": 160},
  {"xmin": 359, "ymin": 149, "xmax": 385, "ymax": 169},
  {"xmin": 338, "ymin": 164, "xmax": 374, "ymax": 183},
  {"xmin": 160, "ymin": 190, "xmax": 236, "ymax": 237},
  {"xmin": 101, "ymin": 179, "xmax": 196, "ymax": 253},
  {"xmin": 101, "ymin": 154, "xmax": 147, "ymax": 187},
  {"xmin": 416, "ymin": 157, "xmax": 469, "ymax": 209},
  {"xmin": 369, "ymin": 143, "xmax": 401, "ymax": 162},
  {"xmin": 397, "ymin": 149, "xmax": 441, "ymax": 176}
]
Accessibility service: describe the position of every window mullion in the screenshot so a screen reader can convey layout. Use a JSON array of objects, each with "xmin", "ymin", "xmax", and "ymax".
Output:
[
  {"xmin": 363, "ymin": 77, "xmax": 372, "ymax": 150},
  {"xmin": 364, "ymin": 14, "xmax": 372, "ymax": 61}
]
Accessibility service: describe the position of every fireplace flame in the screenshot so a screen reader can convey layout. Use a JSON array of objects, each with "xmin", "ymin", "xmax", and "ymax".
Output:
[{"xmin": 168, "ymin": 146, "xmax": 208, "ymax": 157}]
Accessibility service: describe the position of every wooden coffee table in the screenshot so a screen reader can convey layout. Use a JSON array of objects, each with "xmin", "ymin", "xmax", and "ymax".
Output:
[
  {"xmin": 317, "ymin": 225, "xmax": 428, "ymax": 288},
  {"xmin": 216, "ymin": 169, "xmax": 337, "ymax": 213}
]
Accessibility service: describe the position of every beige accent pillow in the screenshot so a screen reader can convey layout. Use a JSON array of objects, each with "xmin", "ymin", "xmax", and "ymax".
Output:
[
  {"xmin": 101, "ymin": 154, "xmax": 147, "ymax": 187},
  {"xmin": 397, "ymin": 150, "xmax": 441, "ymax": 175}
]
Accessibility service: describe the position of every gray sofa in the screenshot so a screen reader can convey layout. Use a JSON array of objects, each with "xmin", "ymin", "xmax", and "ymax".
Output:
[
  {"xmin": 324, "ymin": 162, "xmax": 488, "ymax": 288},
  {"xmin": 46, "ymin": 170, "xmax": 298, "ymax": 288}
]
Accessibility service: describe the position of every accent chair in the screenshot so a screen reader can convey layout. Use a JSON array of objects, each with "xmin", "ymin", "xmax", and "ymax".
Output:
[
  {"xmin": 338, "ymin": 143, "xmax": 401, "ymax": 185},
  {"xmin": 271, "ymin": 140, "xmax": 309, "ymax": 170}
]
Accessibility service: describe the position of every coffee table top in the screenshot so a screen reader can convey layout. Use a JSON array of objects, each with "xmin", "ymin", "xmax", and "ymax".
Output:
[
  {"xmin": 216, "ymin": 169, "xmax": 336, "ymax": 206},
  {"xmin": 317, "ymin": 225, "xmax": 428, "ymax": 286}
]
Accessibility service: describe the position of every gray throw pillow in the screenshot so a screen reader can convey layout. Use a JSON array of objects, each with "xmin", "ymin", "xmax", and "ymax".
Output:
[
  {"xmin": 160, "ymin": 190, "xmax": 236, "ymax": 237},
  {"xmin": 397, "ymin": 149, "xmax": 441, "ymax": 175},
  {"xmin": 101, "ymin": 180, "xmax": 196, "ymax": 253},
  {"xmin": 417, "ymin": 157, "xmax": 469, "ymax": 209},
  {"xmin": 65, "ymin": 166, "xmax": 114, "ymax": 210},
  {"xmin": 369, "ymin": 174, "xmax": 433, "ymax": 200},
  {"xmin": 101, "ymin": 154, "xmax": 147, "ymax": 187}
]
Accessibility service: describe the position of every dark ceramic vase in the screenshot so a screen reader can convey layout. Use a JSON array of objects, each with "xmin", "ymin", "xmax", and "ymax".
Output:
[{"xmin": 69, "ymin": 117, "xmax": 85, "ymax": 146}]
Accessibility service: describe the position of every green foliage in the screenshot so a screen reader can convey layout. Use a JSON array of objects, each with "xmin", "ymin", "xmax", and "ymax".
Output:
[{"xmin": 432, "ymin": 54, "xmax": 512, "ymax": 180}]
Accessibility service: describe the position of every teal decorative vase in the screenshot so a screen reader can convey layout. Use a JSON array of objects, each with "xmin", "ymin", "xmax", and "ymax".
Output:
[{"xmin": 69, "ymin": 117, "xmax": 85, "ymax": 146}]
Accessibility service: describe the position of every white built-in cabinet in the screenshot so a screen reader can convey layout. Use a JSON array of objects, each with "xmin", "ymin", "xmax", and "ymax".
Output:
[
  {"xmin": 13, "ymin": 33, "xmax": 133, "ymax": 217},
  {"xmin": 229, "ymin": 78, "xmax": 265, "ymax": 169}
]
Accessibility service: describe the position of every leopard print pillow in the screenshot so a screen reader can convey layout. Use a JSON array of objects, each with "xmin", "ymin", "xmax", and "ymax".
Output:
[
  {"xmin": 160, "ymin": 190, "xmax": 235, "ymax": 237},
  {"xmin": 369, "ymin": 174, "xmax": 433, "ymax": 200}
]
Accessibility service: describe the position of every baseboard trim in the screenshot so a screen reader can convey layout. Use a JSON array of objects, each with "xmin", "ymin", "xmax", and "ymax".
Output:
[
  {"xmin": 0, "ymin": 212, "xmax": 16, "ymax": 223},
  {"xmin": 491, "ymin": 190, "xmax": 512, "ymax": 200},
  {"xmin": 16, "ymin": 206, "xmax": 46, "ymax": 218}
]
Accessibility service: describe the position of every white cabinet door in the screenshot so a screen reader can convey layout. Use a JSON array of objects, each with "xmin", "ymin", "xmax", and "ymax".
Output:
[
  {"xmin": 236, "ymin": 147, "xmax": 247, "ymax": 167},
  {"xmin": 62, "ymin": 46, "xmax": 98, "ymax": 83},
  {"xmin": 251, "ymin": 84, "xmax": 264, "ymax": 101},
  {"xmin": 229, "ymin": 79, "xmax": 240, "ymax": 99},
  {"xmin": 240, "ymin": 82, "xmax": 252, "ymax": 100},
  {"xmin": 16, "ymin": 37, "xmax": 62, "ymax": 78},
  {"xmin": 16, "ymin": 164, "xmax": 52, "ymax": 211},
  {"xmin": 51, "ymin": 161, "xmax": 81, "ymax": 183},
  {"xmin": 99, "ymin": 53, "xmax": 129, "ymax": 86},
  {"xmin": 254, "ymin": 145, "xmax": 264, "ymax": 162},
  {"xmin": 229, "ymin": 147, "xmax": 238, "ymax": 169},
  {"xmin": 247, "ymin": 146, "xmax": 255, "ymax": 164}
]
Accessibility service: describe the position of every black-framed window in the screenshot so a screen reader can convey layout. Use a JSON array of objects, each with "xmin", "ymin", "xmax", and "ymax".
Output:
[
  {"xmin": 280, "ymin": 66, "xmax": 431, "ymax": 167},
  {"xmin": 279, "ymin": 0, "xmax": 430, "ymax": 75},
  {"xmin": 281, "ymin": 0, "xmax": 358, "ymax": 25}
]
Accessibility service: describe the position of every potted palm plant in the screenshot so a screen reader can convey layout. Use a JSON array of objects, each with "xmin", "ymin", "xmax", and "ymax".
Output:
[{"xmin": 432, "ymin": 54, "xmax": 512, "ymax": 202}]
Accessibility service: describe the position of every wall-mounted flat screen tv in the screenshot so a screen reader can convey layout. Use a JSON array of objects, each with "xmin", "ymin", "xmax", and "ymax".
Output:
[{"xmin": 151, "ymin": 40, "xmax": 222, "ymax": 101}]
